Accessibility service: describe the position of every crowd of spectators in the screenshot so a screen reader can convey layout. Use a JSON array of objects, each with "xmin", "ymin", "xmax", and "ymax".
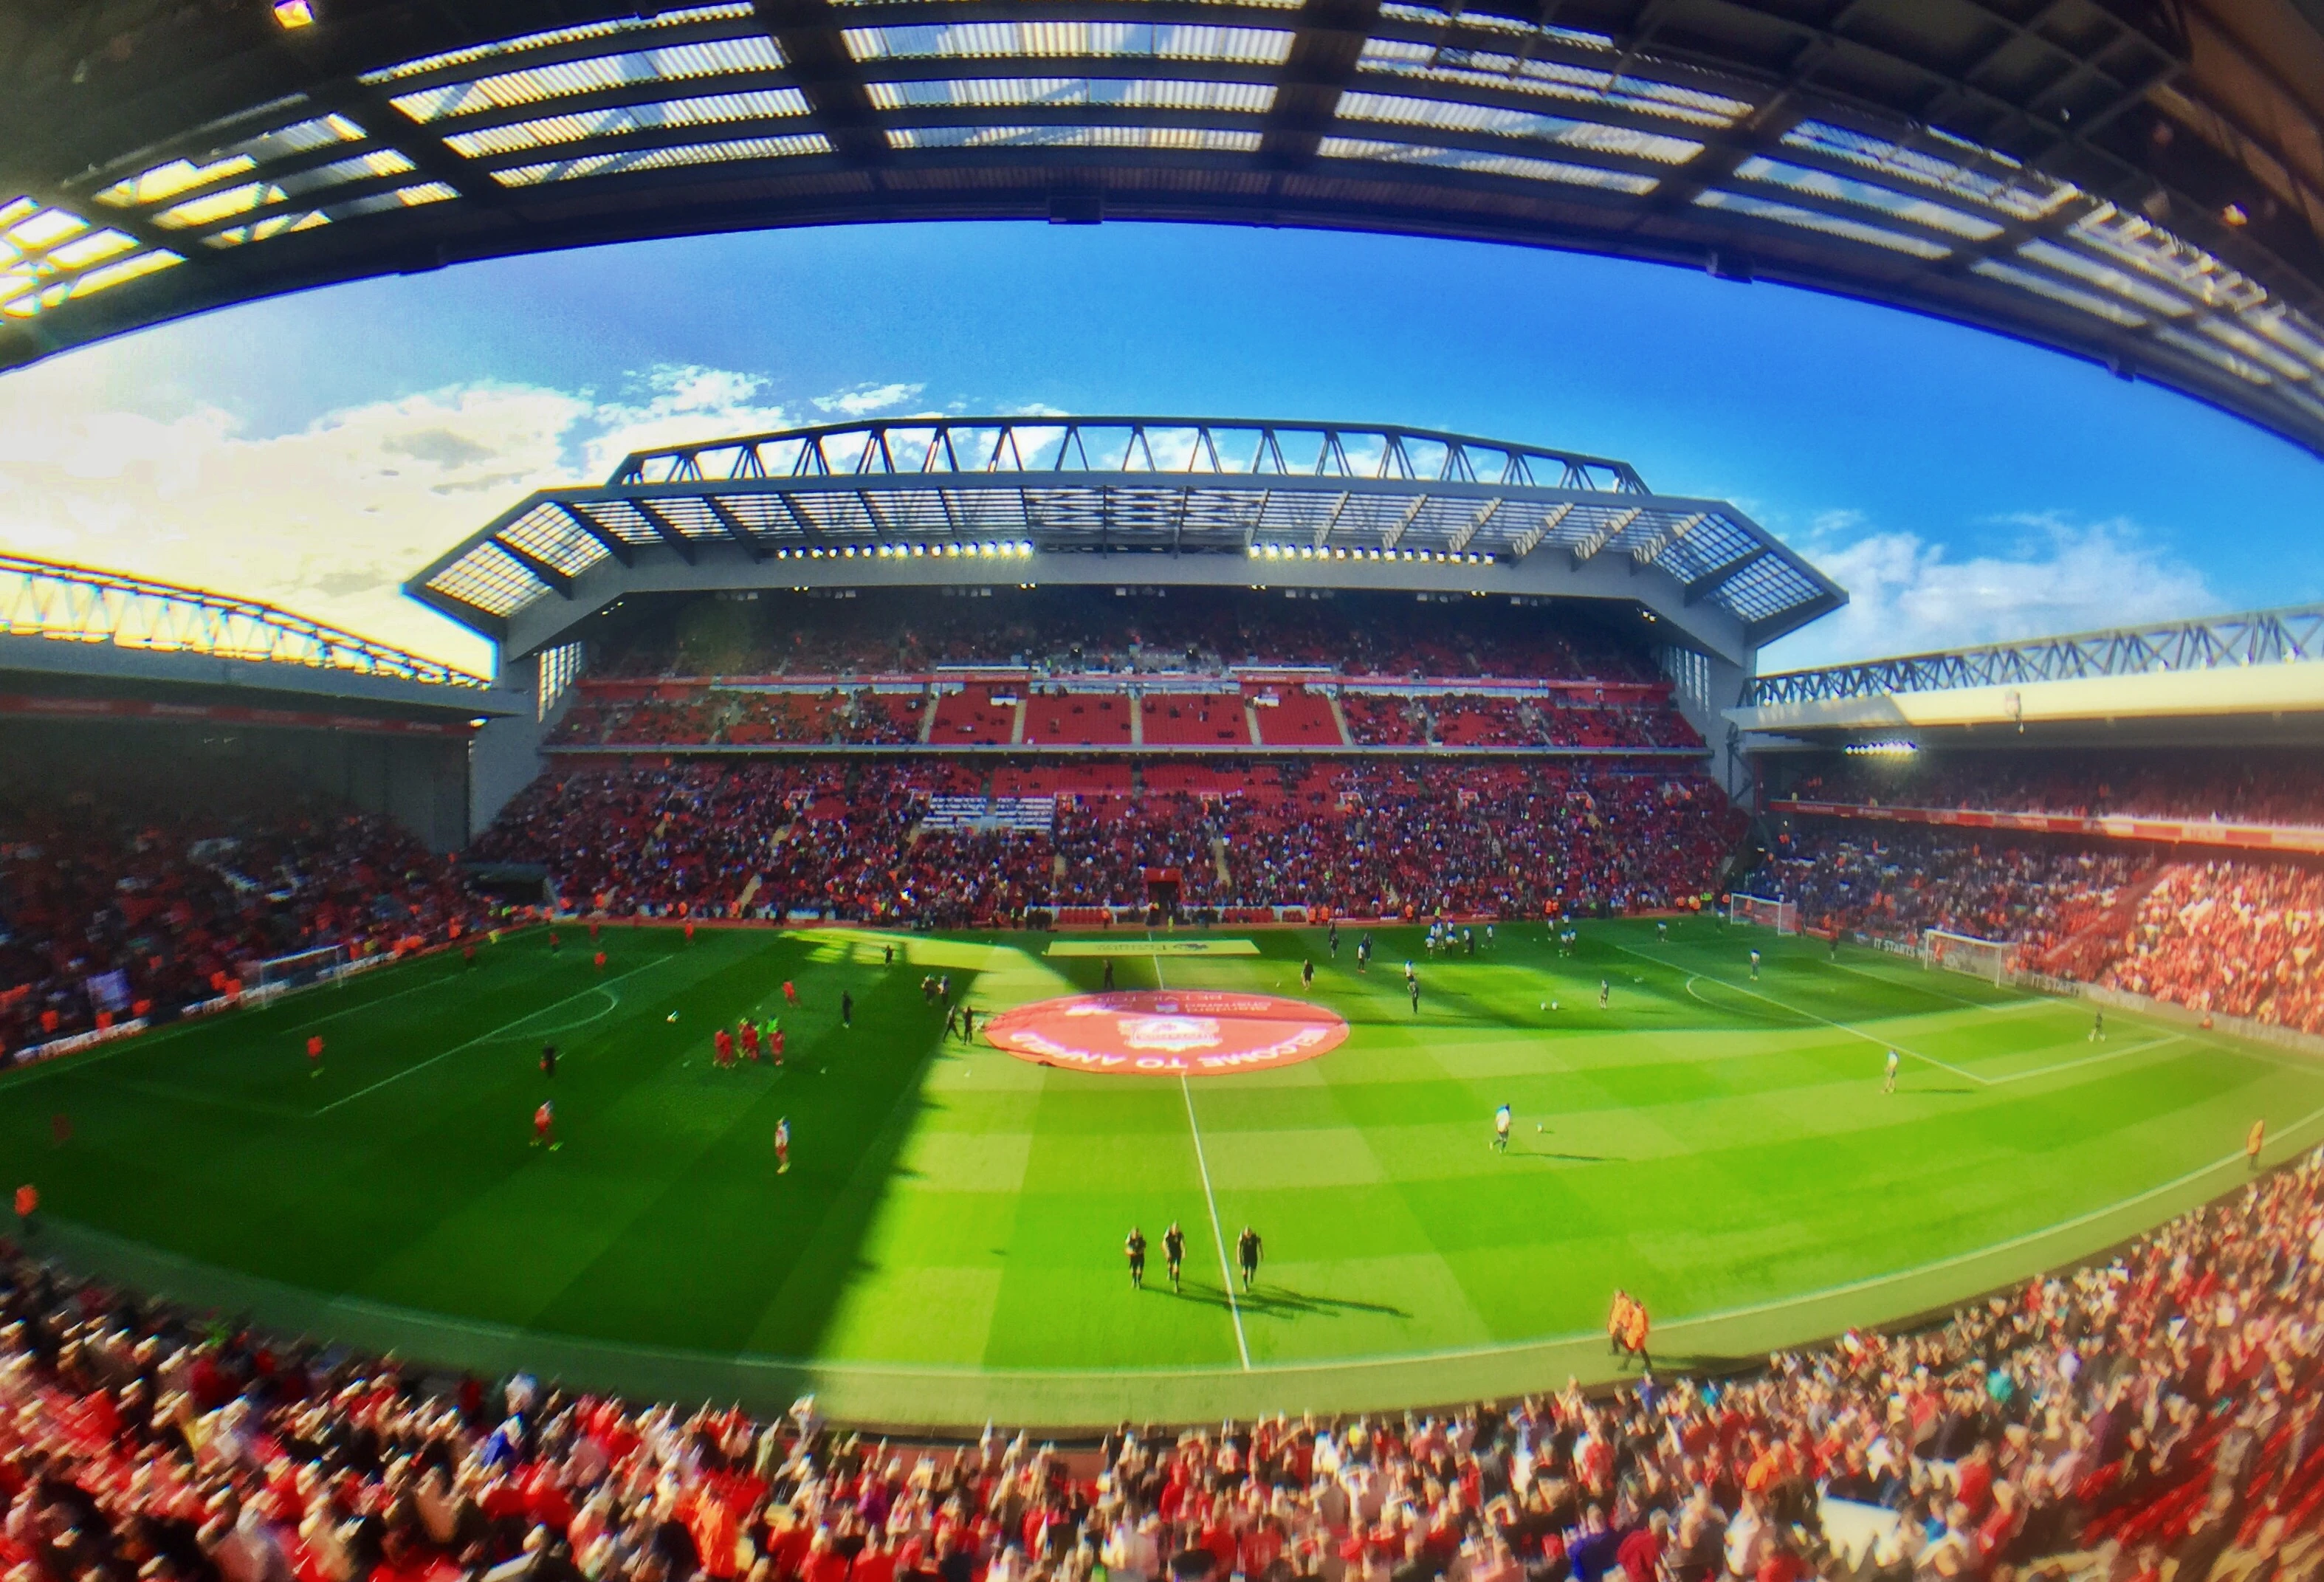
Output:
[
  {"xmin": 2095, "ymin": 861, "xmax": 2324, "ymax": 1035},
  {"xmin": 1747, "ymin": 822, "xmax": 2324, "ymax": 1035},
  {"xmin": 1747, "ymin": 830, "xmax": 2150, "ymax": 961},
  {"xmin": 549, "ymin": 687, "xmax": 1697, "ymax": 754},
  {"xmin": 576, "ymin": 591, "xmax": 1663, "ymax": 685},
  {"xmin": 473, "ymin": 761, "xmax": 1743, "ymax": 926},
  {"xmin": 0, "ymin": 1132, "xmax": 2316, "ymax": 1582},
  {"xmin": 1783, "ymin": 752, "xmax": 2324, "ymax": 830},
  {"xmin": 0, "ymin": 768, "xmax": 486, "ymax": 1057}
]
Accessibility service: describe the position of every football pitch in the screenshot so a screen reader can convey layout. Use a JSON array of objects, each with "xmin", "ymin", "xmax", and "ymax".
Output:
[{"xmin": 6, "ymin": 917, "xmax": 2321, "ymax": 1428}]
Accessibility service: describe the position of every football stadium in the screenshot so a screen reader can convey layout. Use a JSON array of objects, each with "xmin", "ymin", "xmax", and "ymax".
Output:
[{"xmin": 7, "ymin": 1, "xmax": 2324, "ymax": 1579}]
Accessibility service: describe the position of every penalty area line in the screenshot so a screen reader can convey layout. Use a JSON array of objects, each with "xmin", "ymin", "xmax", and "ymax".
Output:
[
  {"xmin": 1614, "ymin": 943, "xmax": 1990, "ymax": 1085},
  {"xmin": 312, "ymin": 955, "xmax": 675, "ymax": 1115}
]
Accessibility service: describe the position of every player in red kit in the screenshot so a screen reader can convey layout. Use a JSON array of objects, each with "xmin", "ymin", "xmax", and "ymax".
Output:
[
  {"xmin": 782, "ymin": 980, "xmax": 797, "ymax": 1007},
  {"xmin": 593, "ymin": 950, "xmax": 606, "ymax": 974},
  {"xmin": 306, "ymin": 1034, "xmax": 324, "ymax": 1077},
  {"xmin": 770, "ymin": 1025, "xmax": 785, "ymax": 1067},
  {"xmin": 740, "ymin": 1019, "xmax": 761, "ymax": 1063},
  {"xmin": 713, "ymin": 1028, "xmax": 735, "ymax": 1069},
  {"xmin": 533, "ymin": 1101, "xmax": 557, "ymax": 1150},
  {"xmin": 684, "ymin": 920, "xmax": 695, "ymax": 944}
]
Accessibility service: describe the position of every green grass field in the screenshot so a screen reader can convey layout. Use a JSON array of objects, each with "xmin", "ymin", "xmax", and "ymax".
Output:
[{"xmin": 7, "ymin": 917, "xmax": 2322, "ymax": 1428}]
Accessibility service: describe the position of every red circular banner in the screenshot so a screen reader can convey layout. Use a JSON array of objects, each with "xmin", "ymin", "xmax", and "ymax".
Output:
[{"xmin": 983, "ymin": 990, "xmax": 1350, "ymax": 1076}]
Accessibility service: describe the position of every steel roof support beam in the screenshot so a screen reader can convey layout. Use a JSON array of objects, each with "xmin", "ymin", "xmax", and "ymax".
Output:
[
  {"xmin": 1447, "ymin": 498, "xmax": 1500, "ymax": 554},
  {"xmin": 704, "ymin": 497, "xmax": 770, "ymax": 561},
  {"xmin": 754, "ymin": 0, "xmax": 891, "ymax": 168},
  {"xmin": 1570, "ymin": 506, "xmax": 1643, "ymax": 568},
  {"xmin": 554, "ymin": 501, "xmax": 634, "ymax": 568},
  {"xmin": 1631, "ymin": 512, "xmax": 1711, "ymax": 571},
  {"xmin": 490, "ymin": 539, "xmax": 574, "ymax": 599},
  {"xmin": 1381, "ymin": 492, "xmax": 1429, "ymax": 549},
  {"xmin": 1684, "ymin": 546, "xmax": 1770, "ymax": 605},
  {"xmin": 630, "ymin": 499, "xmax": 699, "ymax": 565},
  {"xmin": 1510, "ymin": 503, "xmax": 1575, "ymax": 561}
]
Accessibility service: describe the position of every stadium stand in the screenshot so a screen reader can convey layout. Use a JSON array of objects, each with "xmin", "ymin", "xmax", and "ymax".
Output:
[
  {"xmin": 474, "ymin": 762, "xmax": 1744, "ymax": 925},
  {"xmin": 0, "ymin": 765, "xmax": 487, "ymax": 1053},
  {"xmin": 0, "ymin": 1144, "xmax": 2314, "ymax": 1582},
  {"xmin": 1786, "ymin": 749, "xmax": 2324, "ymax": 829}
]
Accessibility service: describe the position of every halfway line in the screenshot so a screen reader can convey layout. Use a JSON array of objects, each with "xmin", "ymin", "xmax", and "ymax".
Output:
[
  {"xmin": 1152, "ymin": 941, "xmax": 1251, "ymax": 1370},
  {"xmin": 312, "ymin": 955, "xmax": 675, "ymax": 1115}
]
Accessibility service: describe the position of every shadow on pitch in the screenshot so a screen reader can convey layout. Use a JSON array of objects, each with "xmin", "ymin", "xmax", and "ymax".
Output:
[
  {"xmin": 1510, "ymin": 1145, "xmax": 1619, "ymax": 1163},
  {"xmin": 1168, "ymin": 1282, "xmax": 1411, "ymax": 1320}
]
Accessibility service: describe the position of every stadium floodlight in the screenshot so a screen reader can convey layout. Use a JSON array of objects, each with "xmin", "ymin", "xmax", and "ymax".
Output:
[
  {"xmin": 1846, "ymin": 740, "xmax": 1919, "ymax": 756},
  {"xmin": 271, "ymin": 0, "xmax": 315, "ymax": 27}
]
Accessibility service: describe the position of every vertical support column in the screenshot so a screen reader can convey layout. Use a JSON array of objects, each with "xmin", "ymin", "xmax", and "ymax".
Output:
[{"xmin": 470, "ymin": 647, "xmax": 550, "ymax": 838}]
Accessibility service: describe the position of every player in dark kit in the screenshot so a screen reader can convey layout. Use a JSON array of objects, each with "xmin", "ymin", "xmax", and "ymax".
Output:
[
  {"xmin": 1236, "ymin": 1225, "xmax": 1262, "ymax": 1290},
  {"xmin": 1302, "ymin": 958, "xmax": 1315, "ymax": 988},
  {"xmin": 841, "ymin": 991, "xmax": 853, "ymax": 1028},
  {"xmin": 1124, "ymin": 1226, "xmax": 1146, "ymax": 1289},
  {"xmin": 540, "ymin": 1043, "xmax": 557, "ymax": 1078},
  {"xmin": 1102, "ymin": 958, "xmax": 1115, "ymax": 991},
  {"xmin": 1163, "ymin": 1222, "xmax": 1186, "ymax": 1292}
]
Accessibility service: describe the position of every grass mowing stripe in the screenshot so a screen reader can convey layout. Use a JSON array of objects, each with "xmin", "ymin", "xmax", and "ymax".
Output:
[
  {"xmin": 1152, "ymin": 942, "xmax": 1250, "ymax": 1370},
  {"xmin": 313, "ymin": 955, "xmax": 676, "ymax": 1115},
  {"xmin": 1620, "ymin": 943, "xmax": 1991, "ymax": 1084},
  {"xmin": 1982, "ymin": 1034, "xmax": 2183, "ymax": 1085}
]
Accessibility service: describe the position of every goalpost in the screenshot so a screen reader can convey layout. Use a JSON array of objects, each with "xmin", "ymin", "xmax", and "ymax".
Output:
[
  {"xmin": 1921, "ymin": 928, "xmax": 2015, "ymax": 986},
  {"xmin": 245, "ymin": 943, "xmax": 349, "ymax": 996},
  {"xmin": 1727, "ymin": 893, "xmax": 1801, "ymax": 935}
]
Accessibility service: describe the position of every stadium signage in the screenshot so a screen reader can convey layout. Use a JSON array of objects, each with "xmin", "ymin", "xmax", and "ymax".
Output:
[
  {"xmin": 981, "ymin": 990, "xmax": 1349, "ymax": 1076},
  {"xmin": 11, "ymin": 1017, "xmax": 147, "ymax": 1067}
]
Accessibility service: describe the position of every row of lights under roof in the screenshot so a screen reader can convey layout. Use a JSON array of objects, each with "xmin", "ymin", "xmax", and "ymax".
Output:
[
  {"xmin": 760, "ymin": 540, "xmax": 1037, "ymax": 560},
  {"xmin": 1248, "ymin": 544, "xmax": 1496, "ymax": 565}
]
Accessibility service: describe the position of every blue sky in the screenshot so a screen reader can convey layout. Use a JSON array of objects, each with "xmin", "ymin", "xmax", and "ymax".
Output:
[{"xmin": 1, "ymin": 219, "xmax": 2317, "ymax": 675}]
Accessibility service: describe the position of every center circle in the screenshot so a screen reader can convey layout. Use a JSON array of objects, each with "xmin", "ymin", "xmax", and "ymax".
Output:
[{"xmin": 982, "ymin": 989, "xmax": 1350, "ymax": 1076}]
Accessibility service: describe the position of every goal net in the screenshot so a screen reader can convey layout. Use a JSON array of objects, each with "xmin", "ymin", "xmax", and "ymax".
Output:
[
  {"xmin": 1922, "ymin": 928, "xmax": 2014, "ymax": 986},
  {"xmin": 246, "ymin": 943, "xmax": 348, "ymax": 995},
  {"xmin": 1727, "ymin": 893, "xmax": 1801, "ymax": 935}
]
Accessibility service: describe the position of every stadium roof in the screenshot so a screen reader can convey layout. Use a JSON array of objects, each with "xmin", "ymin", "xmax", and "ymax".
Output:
[
  {"xmin": 404, "ymin": 415, "xmax": 1844, "ymax": 664},
  {"xmin": 0, "ymin": 552, "xmax": 520, "ymax": 718},
  {"xmin": 1727, "ymin": 600, "xmax": 2324, "ymax": 745},
  {"xmin": 8, "ymin": 2, "xmax": 2324, "ymax": 457}
]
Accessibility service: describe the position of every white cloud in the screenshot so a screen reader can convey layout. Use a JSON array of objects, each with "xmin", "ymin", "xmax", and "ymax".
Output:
[
  {"xmin": 811, "ymin": 381, "xmax": 926, "ymax": 419},
  {"xmin": 1762, "ymin": 511, "xmax": 2218, "ymax": 670},
  {"xmin": 0, "ymin": 363, "xmax": 808, "ymax": 673}
]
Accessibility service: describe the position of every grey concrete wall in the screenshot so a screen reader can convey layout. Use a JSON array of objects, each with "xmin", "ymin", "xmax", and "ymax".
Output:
[{"xmin": 469, "ymin": 649, "xmax": 551, "ymax": 838}]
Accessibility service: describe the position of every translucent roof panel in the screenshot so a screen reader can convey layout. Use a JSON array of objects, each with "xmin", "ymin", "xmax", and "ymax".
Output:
[
  {"xmin": 492, "ymin": 134, "xmax": 832, "ymax": 185},
  {"xmin": 1779, "ymin": 120, "xmax": 2075, "ymax": 224},
  {"xmin": 888, "ymin": 125, "xmax": 1262, "ymax": 152},
  {"xmin": 867, "ymin": 78, "xmax": 1273, "ymax": 113},
  {"xmin": 1337, "ymin": 92, "xmax": 1703, "ymax": 165},
  {"xmin": 1356, "ymin": 37, "xmax": 1749, "ymax": 128},
  {"xmin": 0, "ymin": 197, "xmax": 185, "ymax": 321},
  {"xmin": 362, "ymin": 7, "xmax": 760, "ymax": 85},
  {"xmin": 392, "ymin": 37, "xmax": 787, "ymax": 123},
  {"xmin": 1694, "ymin": 188, "xmax": 1951, "ymax": 259},
  {"xmin": 1318, "ymin": 137, "xmax": 1660, "ymax": 195},
  {"xmin": 442, "ymin": 92, "xmax": 810, "ymax": 158},
  {"xmin": 1732, "ymin": 156, "xmax": 2001, "ymax": 241},
  {"xmin": 425, "ymin": 548, "xmax": 551, "ymax": 617},
  {"xmin": 845, "ymin": 22, "xmax": 1293, "ymax": 63},
  {"xmin": 498, "ymin": 505, "xmax": 616, "ymax": 577}
]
